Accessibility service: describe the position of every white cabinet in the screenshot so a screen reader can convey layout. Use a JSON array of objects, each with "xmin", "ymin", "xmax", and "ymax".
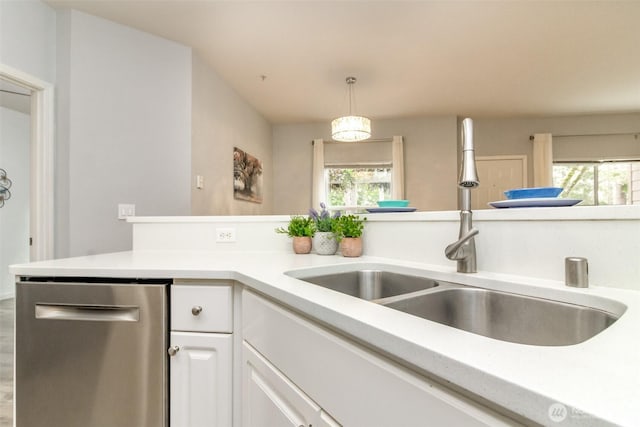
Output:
[
  {"xmin": 170, "ymin": 332, "xmax": 232, "ymax": 427},
  {"xmin": 170, "ymin": 282, "xmax": 233, "ymax": 427},
  {"xmin": 242, "ymin": 341, "xmax": 340, "ymax": 427},
  {"xmin": 242, "ymin": 289, "xmax": 521, "ymax": 427}
]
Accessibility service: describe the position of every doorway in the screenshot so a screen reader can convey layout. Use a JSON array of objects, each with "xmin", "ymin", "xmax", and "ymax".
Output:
[
  {"xmin": 473, "ymin": 155, "xmax": 528, "ymax": 210},
  {"xmin": 0, "ymin": 80, "xmax": 31, "ymax": 299},
  {"xmin": 0, "ymin": 64, "xmax": 55, "ymax": 297}
]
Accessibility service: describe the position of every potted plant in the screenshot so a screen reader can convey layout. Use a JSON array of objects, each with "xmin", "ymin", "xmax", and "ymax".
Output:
[
  {"xmin": 309, "ymin": 203, "xmax": 340, "ymax": 255},
  {"xmin": 335, "ymin": 214, "xmax": 367, "ymax": 257},
  {"xmin": 275, "ymin": 215, "xmax": 314, "ymax": 254}
]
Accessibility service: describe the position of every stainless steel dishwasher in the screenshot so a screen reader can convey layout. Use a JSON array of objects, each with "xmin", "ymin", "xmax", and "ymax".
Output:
[{"xmin": 15, "ymin": 276, "xmax": 170, "ymax": 427}]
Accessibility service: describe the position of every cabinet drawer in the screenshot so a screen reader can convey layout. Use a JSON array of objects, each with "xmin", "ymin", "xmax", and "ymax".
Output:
[
  {"xmin": 172, "ymin": 284, "xmax": 232, "ymax": 332},
  {"xmin": 243, "ymin": 341, "xmax": 341, "ymax": 427}
]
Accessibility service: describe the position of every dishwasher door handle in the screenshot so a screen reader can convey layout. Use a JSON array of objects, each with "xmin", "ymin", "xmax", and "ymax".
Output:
[{"xmin": 35, "ymin": 303, "xmax": 140, "ymax": 322}]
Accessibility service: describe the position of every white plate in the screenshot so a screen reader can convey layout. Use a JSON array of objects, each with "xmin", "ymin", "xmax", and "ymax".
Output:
[
  {"xmin": 366, "ymin": 207, "xmax": 417, "ymax": 213},
  {"xmin": 489, "ymin": 198, "xmax": 582, "ymax": 208}
]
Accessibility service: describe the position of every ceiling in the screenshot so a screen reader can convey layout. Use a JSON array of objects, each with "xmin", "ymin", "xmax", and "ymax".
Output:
[{"xmin": 46, "ymin": 0, "xmax": 640, "ymax": 124}]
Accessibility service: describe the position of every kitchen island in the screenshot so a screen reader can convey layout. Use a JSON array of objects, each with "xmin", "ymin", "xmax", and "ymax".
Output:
[{"xmin": 12, "ymin": 246, "xmax": 640, "ymax": 427}]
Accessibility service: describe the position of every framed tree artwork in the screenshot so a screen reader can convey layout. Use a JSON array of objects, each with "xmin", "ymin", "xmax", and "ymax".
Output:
[{"xmin": 233, "ymin": 147, "xmax": 263, "ymax": 203}]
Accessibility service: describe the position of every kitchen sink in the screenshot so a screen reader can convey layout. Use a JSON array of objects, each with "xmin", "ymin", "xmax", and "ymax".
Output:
[
  {"xmin": 294, "ymin": 270, "xmax": 440, "ymax": 301},
  {"xmin": 382, "ymin": 287, "xmax": 621, "ymax": 346},
  {"xmin": 287, "ymin": 265, "xmax": 625, "ymax": 346}
]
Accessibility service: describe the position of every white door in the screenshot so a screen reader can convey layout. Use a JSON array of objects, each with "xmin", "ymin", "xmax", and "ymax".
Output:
[
  {"xmin": 170, "ymin": 331, "xmax": 232, "ymax": 427},
  {"xmin": 242, "ymin": 341, "xmax": 340, "ymax": 427},
  {"xmin": 474, "ymin": 156, "xmax": 527, "ymax": 209}
]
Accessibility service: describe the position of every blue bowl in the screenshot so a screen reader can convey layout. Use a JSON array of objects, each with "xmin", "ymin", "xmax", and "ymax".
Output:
[
  {"xmin": 504, "ymin": 187, "xmax": 563, "ymax": 199},
  {"xmin": 377, "ymin": 200, "xmax": 410, "ymax": 207}
]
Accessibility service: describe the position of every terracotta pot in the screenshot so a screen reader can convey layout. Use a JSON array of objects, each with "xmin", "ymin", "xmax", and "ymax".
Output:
[
  {"xmin": 292, "ymin": 236, "xmax": 312, "ymax": 254},
  {"xmin": 340, "ymin": 237, "xmax": 363, "ymax": 257},
  {"xmin": 312, "ymin": 232, "xmax": 338, "ymax": 255}
]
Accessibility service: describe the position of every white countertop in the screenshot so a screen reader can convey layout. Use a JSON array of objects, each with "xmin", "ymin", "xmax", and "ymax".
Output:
[{"xmin": 11, "ymin": 250, "xmax": 640, "ymax": 426}]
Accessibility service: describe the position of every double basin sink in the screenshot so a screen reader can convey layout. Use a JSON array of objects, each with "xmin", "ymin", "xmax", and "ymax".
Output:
[{"xmin": 286, "ymin": 267, "xmax": 624, "ymax": 346}]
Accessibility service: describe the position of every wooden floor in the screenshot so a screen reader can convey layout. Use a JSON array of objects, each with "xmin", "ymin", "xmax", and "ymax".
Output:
[{"xmin": 0, "ymin": 299, "xmax": 13, "ymax": 427}]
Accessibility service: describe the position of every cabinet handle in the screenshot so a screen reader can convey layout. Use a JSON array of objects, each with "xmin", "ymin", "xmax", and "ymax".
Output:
[
  {"xmin": 191, "ymin": 306, "xmax": 203, "ymax": 316},
  {"xmin": 167, "ymin": 346, "xmax": 180, "ymax": 356}
]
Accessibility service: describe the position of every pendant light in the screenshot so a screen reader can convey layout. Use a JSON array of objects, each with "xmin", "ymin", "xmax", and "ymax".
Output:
[{"xmin": 331, "ymin": 76, "xmax": 371, "ymax": 142}]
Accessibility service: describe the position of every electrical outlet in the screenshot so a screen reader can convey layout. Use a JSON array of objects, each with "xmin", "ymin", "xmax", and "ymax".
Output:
[
  {"xmin": 118, "ymin": 204, "xmax": 136, "ymax": 220},
  {"xmin": 216, "ymin": 227, "xmax": 236, "ymax": 243}
]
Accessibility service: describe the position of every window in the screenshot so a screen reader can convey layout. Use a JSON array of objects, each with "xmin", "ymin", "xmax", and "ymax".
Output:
[
  {"xmin": 312, "ymin": 137, "xmax": 404, "ymax": 213},
  {"xmin": 553, "ymin": 160, "xmax": 640, "ymax": 205},
  {"xmin": 325, "ymin": 166, "xmax": 392, "ymax": 211}
]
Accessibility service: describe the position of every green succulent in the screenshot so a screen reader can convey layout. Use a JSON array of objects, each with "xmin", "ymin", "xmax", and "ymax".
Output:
[
  {"xmin": 334, "ymin": 214, "xmax": 367, "ymax": 240},
  {"xmin": 275, "ymin": 216, "xmax": 314, "ymax": 237}
]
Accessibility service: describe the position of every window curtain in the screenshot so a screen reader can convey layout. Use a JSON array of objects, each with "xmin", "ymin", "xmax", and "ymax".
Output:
[
  {"xmin": 532, "ymin": 133, "xmax": 553, "ymax": 187},
  {"xmin": 312, "ymin": 139, "xmax": 325, "ymax": 208},
  {"xmin": 391, "ymin": 136, "xmax": 404, "ymax": 199},
  {"xmin": 553, "ymin": 133, "xmax": 640, "ymax": 162}
]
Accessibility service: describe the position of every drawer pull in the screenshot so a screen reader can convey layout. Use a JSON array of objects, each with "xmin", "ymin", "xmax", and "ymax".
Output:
[
  {"xmin": 191, "ymin": 305, "xmax": 203, "ymax": 316},
  {"xmin": 167, "ymin": 346, "xmax": 180, "ymax": 356}
]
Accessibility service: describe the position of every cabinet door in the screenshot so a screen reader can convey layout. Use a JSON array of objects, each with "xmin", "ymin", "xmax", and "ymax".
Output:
[
  {"xmin": 242, "ymin": 341, "xmax": 341, "ymax": 427},
  {"xmin": 170, "ymin": 332, "xmax": 232, "ymax": 427},
  {"xmin": 242, "ymin": 290, "xmax": 520, "ymax": 427}
]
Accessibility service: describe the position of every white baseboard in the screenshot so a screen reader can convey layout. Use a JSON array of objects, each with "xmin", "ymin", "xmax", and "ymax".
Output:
[{"xmin": 0, "ymin": 291, "xmax": 15, "ymax": 301}]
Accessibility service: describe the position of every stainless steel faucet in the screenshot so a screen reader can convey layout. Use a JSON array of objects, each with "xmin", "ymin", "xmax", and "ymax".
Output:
[{"xmin": 445, "ymin": 118, "xmax": 479, "ymax": 273}]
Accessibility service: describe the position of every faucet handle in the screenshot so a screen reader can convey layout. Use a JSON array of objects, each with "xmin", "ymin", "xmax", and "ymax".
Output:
[{"xmin": 445, "ymin": 228, "xmax": 479, "ymax": 260}]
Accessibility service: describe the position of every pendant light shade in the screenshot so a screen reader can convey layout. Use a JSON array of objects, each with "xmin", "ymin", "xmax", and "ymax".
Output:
[
  {"xmin": 331, "ymin": 115, "xmax": 371, "ymax": 142},
  {"xmin": 332, "ymin": 77, "xmax": 371, "ymax": 142}
]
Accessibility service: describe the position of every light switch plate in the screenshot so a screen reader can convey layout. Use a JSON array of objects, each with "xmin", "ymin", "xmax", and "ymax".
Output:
[{"xmin": 118, "ymin": 204, "xmax": 135, "ymax": 220}]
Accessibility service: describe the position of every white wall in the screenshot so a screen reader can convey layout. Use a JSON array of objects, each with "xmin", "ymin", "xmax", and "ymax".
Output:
[
  {"xmin": 56, "ymin": 9, "xmax": 192, "ymax": 257},
  {"xmin": 0, "ymin": 107, "xmax": 30, "ymax": 298},
  {"xmin": 272, "ymin": 122, "xmax": 323, "ymax": 214},
  {"xmin": 376, "ymin": 117, "xmax": 458, "ymax": 211},
  {"xmin": 191, "ymin": 54, "xmax": 272, "ymax": 215},
  {"xmin": 272, "ymin": 116, "xmax": 458, "ymax": 214},
  {"xmin": 0, "ymin": 0, "xmax": 56, "ymax": 83},
  {"xmin": 55, "ymin": 8, "xmax": 70, "ymax": 258}
]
